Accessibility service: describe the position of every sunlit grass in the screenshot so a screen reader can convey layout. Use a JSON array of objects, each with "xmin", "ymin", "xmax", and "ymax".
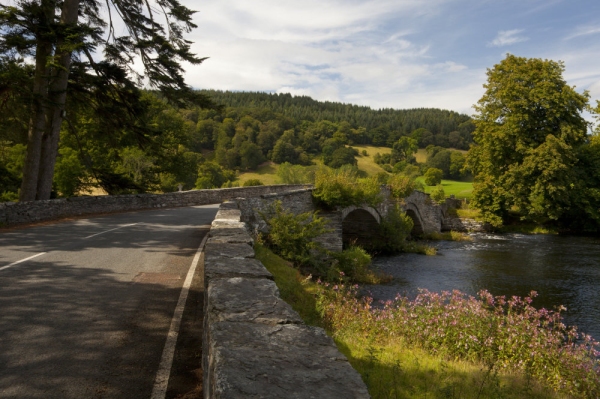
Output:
[
  {"xmin": 418, "ymin": 178, "xmax": 474, "ymax": 200},
  {"xmin": 351, "ymin": 145, "xmax": 392, "ymax": 176},
  {"xmin": 423, "ymin": 231, "xmax": 472, "ymax": 241},
  {"xmin": 237, "ymin": 162, "xmax": 278, "ymax": 185},
  {"xmin": 499, "ymin": 224, "xmax": 559, "ymax": 235}
]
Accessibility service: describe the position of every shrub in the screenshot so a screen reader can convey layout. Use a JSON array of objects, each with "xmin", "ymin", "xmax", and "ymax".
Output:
[
  {"xmin": 374, "ymin": 204, "xmax": 414, "ymax": 253},
  {"xmin": 313, "ymin": 167, "xmax": 382, "ymax": 208},
  {"xmin": 276, "ymin": 162, "xmax": 316, "ymax": 184},
  {"xmin": 430, "ymin": 184, "xmax": 445, "ymax": 203},
  {"xmin": 242, "ymin": 178, "xmax": 264, "ymax": 187},
  {"xmin": 260, "ymin": 201, "xmax": 331, "ymax": 266},
  {"xmin": 329, "ymin": 246, "xmax": 388, "ymax": 284},
  {"xmin": 388, "ymin": 173, "xmax": 420, "ymax": 199},
  {"xmin": 423, "ymin": 167, "xmax": 443, "ymax": 186}
]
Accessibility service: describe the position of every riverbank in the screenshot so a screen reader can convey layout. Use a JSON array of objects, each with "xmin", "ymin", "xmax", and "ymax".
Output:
[{"xmin": 255, "ymin": 243, "xmax": 600, "ymax": 399}]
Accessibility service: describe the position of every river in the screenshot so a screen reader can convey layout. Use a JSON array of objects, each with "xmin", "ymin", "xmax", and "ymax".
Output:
[{"xmin": 366, "ymin": 233, "xmax": 600, "ymax": 340}]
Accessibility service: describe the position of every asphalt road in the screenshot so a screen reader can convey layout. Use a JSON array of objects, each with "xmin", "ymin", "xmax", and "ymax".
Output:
[{"xmin": 0, "ymin": 204, "xmax": 219, "ymax": 399}]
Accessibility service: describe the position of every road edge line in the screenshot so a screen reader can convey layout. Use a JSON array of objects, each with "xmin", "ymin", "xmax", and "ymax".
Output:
[
  {"xmin": 150, "ymin": 232, "xmax": 209, "ymax": 399},
  {"xmin": 0, "ymin": 252, "xmax": 47, "ymax": 272}
]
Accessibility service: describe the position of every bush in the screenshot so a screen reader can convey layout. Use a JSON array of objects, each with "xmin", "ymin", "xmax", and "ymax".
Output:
[
  {"xmin": 329, "ymin": 246, "xmax": 384, "ymax": 283},
  {"xmin": 195, "ymin": 161, "xmax": 236, "ymax": 189},
  {"xmin": 276, "ymin": 162, "xmax": 316, "ymax": 184},
  {"xmin": 423, "ymin": 167, "xmax": 443, "ymax": 186},
  {"xmin": 388, "ymin": 173, "xmax": 420, "ymax": 199},
  {"xmin": 374, "ymin": 204, "xmax": 414, "ymax": 253},
  {"xmin": 260, "ymin": 201, "xmax": 331, "ymax": 266},
  {"xmin": 430, "ymin": 184, "xmax": 445, "ymax": 203},
  {"xmin": 313, "ymin": 167, "xmax": 382, "ymax": 209},
  {"xmin": 242, "ymin": 178, "xmax": 264, "ymax": 187}
]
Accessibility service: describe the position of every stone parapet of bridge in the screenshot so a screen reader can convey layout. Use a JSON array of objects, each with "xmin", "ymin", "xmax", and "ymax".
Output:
[
  {"xmin": 202, "ymin": 201, "xmax": 369, "ymax": 398},
  {"xmin": 0, "ymin": 185, "xmax": 310, "ymax": 227}
]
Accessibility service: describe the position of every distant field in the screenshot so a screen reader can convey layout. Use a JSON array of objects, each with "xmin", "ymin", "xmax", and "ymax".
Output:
[
  {"xmin": 418, "ymin": 178, "xmax": 474, "ymax": 200},
  {"xmin": 351, "ymin": 145, "xmax": 391, "ymax": 176},
  {"xmin": 237, "ymin": 162, "xmax": 278, "ymax": 185},
  {"xmin": 415, "ymin": 149, "xmax": 428, "ymax": 163}
]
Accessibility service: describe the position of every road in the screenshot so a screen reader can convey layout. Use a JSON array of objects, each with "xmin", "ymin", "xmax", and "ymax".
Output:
[{"xmin": 0, "ymin": 204, "xmax": 219, "ymax": 399}]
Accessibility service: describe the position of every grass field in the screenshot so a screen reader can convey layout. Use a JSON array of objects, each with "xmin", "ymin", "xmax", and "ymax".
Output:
[
  {"xmin": 418, "ymin": 178, "xmax": 474, "ymax": 200},
  {"xmin": 237, "ymin": 162, "xmax": 278, "ymax": 185},
  {"xmin": 350, "ymin": 145, "xmax": 391, "ymax": 176},
  {"xmin": 238, "ymin": 145, "xmax": 392, "ymax": 183}
]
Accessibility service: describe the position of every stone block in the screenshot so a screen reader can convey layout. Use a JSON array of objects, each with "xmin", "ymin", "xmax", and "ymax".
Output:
[
  {"xmin": 204, "ymin": 256, "xmax": 272, "ymax": 283},
  {"xmin": 208, "ymin": 226, "xmax": 249, "ymax": 237},
  {"xmin": 214, "ymin": 208, "xmax": 242, "ymax": 221},
  {"xmin": 218, "ymin": 201, "xmax": 239, "ymax": 210},
  {"xmin": 206, "ymin": 322, "xmax": 370, "ymax": 399},
  {"xmin": 204, "ymin": 242, "xmax": 254, "ymax": 259},
  {"xmin": 207, "ymin": 278, "xmax": 302, "ymax": 325},
  {"xmin": 206, "ymin": 234, "xmax": 253, "ymax": 245}
]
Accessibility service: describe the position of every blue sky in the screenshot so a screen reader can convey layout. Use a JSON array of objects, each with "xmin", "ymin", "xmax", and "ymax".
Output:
[{"xmin": 180, "ymin": 0, "xmax": 600, "ymax": 116}]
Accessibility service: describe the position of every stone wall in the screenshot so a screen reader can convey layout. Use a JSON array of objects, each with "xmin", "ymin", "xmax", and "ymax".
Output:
[
  {"xmin": 236, "ymin": 189, "xmax": 343, "ymax": 252},
  {"xmin": 202, "ymin": 201, "xmax": 369, "ymax": 398},
  {"xmin": 0, "ymin": 185, "xmax": 309, "ymax": 227}
]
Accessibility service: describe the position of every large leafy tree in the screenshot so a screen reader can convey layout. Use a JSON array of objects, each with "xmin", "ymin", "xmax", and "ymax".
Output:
[
  {"xmin": 0, "ymin": 0, "xmax": 211, "ymax": 201},
  {"xmin": 467, "ymin": 54, "xmax": 589, "ymax": 226}
]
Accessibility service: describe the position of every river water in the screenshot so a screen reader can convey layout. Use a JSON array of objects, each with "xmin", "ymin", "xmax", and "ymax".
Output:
[{"xmin": 366, "ymin": 233, "xmax": 600, "ymax": 340}]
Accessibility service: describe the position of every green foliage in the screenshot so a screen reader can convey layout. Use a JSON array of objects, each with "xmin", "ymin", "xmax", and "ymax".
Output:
[
  {"xmin": 329, "ymin": 246, "xmax": 388, "ymax": 284},
  {"xmin": 276, "ymin": 162, "xmax": 315, "ymax": 184},
  {"xmin": 195, "ymin": 162, "xmax": 236, "ymax": 189},
  {"xmin": 313, "ymin": 167, "xmax": 382, "ymax": 208},
  {"xmin": 391, "ymin": 136, "xmax": 418, "ymax": 164},
  {"xmin": 374, "ymin": 204, "xmax": 414, "ymax": 254},
  {"xmin": 424, "ymin": 168, "xmax": 443, "ymax": 186},
  {"xmin": 202, "ymin": 91, "xmax": 473, "ymax": 148},
  {"xmin": 388, "ymin": 173, "xmax": 420, "ymax": 199},
  {"xmin": 430, "ymin": 185, "xmax": 446, "ymax": 203},
  {"xmin": 467, "ymin": 55, "xmax": 589, "ymax": 227},
  {"xmin": 53, "ymin": 147, "xmax": 85, "ymax": 197},
  {"xmin": 242, "ymin": 178, "xmax": 263, "ymax": 187},
  {"xmin": 0, "ymin": 142, "xmax": 25, "ymax": 198},
  {"xmin": 326, "ymin": 146, "xmax": 358, "ymax": 168},
  {"xmin": 260, "ymin": 201, "xmax": 331, "ymax": 267}
]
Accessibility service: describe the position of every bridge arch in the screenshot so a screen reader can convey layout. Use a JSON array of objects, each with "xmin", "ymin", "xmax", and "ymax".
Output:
[
  {"xmin": 341, "ymin": 206, "xmax": 382, "ymax": 248},
  {"xmin": 403, "ymin": 202, "xmax": 425, "ymax": 236}
]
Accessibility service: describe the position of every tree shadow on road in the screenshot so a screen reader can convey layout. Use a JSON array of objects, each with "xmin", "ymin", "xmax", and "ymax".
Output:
[{"xmin": 0, "ymin": 258, "xmax": 203, "ymax": 399}]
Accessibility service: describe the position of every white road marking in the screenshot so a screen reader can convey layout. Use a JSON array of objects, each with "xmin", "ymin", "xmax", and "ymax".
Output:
[
  {"xmin": 151, "ymin": 233, "xmax": 208, "ymax": 399},
  {"xmin": 82, "ymin": 223, "xmax": 139, "ymax": 239},
  {"xmin": 0, "ymin": 252, "xmax": 47, "ymax": 272}
]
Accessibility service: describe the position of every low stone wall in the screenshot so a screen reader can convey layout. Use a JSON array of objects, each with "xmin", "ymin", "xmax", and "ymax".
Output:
[
  {"xmin": 236, "ymin": 188, "xmax": 343, "ymax": 252},
  {"xmin": 202, "ymin": 201, "xmax": 369, "ymax": 398},
  {"xmin": 0, "ymin": 185, "xmax": 309, "ymax": 227}
]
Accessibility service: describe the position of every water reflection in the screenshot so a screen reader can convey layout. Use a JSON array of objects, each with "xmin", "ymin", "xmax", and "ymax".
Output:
[{"xmin": 366, "ymin": 234, "xmax": 600, "ymax": 340}]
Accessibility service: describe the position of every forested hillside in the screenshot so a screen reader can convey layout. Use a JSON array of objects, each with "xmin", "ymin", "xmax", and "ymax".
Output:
[
  {"xmin": 201, "ymin": 90, "xmax": 474, "ymax": 148},
  {"xmin": 0, "ymin": 84, "xmax": 473, "ymax": 200}
]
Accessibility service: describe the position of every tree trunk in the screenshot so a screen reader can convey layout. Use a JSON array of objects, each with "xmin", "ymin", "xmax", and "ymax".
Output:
[
  {"xmin": 36, "ymin": 0, "xmax": 81, "ymax": 200},
  {"xmin": 19, "ymin": 0, "xmax": 55, "ymax": 202}
]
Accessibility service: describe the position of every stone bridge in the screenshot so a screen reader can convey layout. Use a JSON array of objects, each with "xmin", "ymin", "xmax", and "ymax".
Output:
[{"xmin": 238, "ymin": 186, "xmax": 464, "ymax": 252}]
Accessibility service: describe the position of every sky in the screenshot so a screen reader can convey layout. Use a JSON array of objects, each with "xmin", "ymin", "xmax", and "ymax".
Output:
[{"xmin": 178, "ymin": 0, "xmax": 600, "ymax": 116}]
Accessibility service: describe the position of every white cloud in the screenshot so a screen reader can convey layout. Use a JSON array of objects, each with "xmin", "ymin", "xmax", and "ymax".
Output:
[
  {"xmin": 176, "ymin": 1, "xmax": 598, "ymax": 115},
  {"xmin": 564, "ymin": 25, "xmax": 600, "ymax": 41},
  {"xmin": 487, "ymin": 29, "xmax": 528, "ymax": 47}
]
